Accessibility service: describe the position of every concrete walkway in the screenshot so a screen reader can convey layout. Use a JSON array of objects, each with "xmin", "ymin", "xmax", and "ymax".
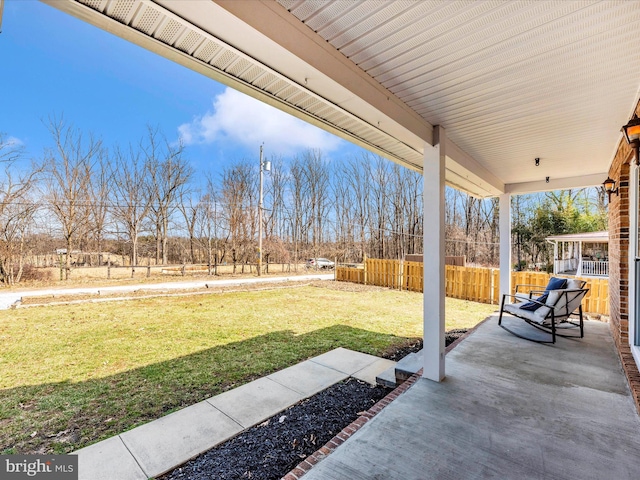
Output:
[
  {"xmin": 74, "ymin": 347, "xmax": 394, "ymax": 480},
  {"xmin": 301, "ymin": 318, "xmax": 640, "ymax": 480},
  {"xmin": 0, "ymin": 273, "xmax": 334, "ymax": 309}
]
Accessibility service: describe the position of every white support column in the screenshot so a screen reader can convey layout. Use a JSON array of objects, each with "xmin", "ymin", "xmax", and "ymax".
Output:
[
  {"xmin": 576, "ymin": 242, "xmax": 582, "ymax": 277},
  {"xmin": 499, "ymin": 193, "xmax": 511, "ymax": 299},
  {"xmin": 423, "ymin": 126, "xmax": 445, "ymax": 382}
]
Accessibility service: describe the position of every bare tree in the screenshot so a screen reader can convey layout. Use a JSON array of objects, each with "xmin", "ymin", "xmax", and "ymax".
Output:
[
  {"xmin": 144, "ymin": 127, "xmax": 193, "ymax": 264},
  {"xmin": 178, "ymin": 189, "xmax": 200, "ymax": 264},
  {"xmin": 0, "ymin": 135, "xmax": 41, "ymax": 284},
  {"xmin": 220, "ymin": 161, "xmax": 256, "ymax": 272},
  {"xmin": 87, "ymin": 148, "xmax": 112, "ymax": 265},
  {"xmin": 193, "ymin": 174, "xmax": 223, "ymax": 275},
  {"xmin": 43, "ymin": 119, "xmax": 100, "ymax": 279},
  {"xmin": 110, "ymin": 145, "xmax": 153, "ymax": 270}
]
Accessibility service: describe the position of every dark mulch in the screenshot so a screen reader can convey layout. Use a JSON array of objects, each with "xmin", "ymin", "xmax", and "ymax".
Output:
[
  {"xmin": 161, "ymin": 330, "xmax": 468, "ymax": 480},
  {"xmin": 383, "ymin": 328, "xmax": 468, "ymax": 361},
  {"xmin": 160, "ymin": 378, "xmax": 388, "ymax": 480}
]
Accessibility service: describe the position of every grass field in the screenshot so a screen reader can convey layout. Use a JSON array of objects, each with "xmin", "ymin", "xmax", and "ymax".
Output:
[{"xmin": 0, "ymin": 283, "xmax": 496, "ymax": 454}]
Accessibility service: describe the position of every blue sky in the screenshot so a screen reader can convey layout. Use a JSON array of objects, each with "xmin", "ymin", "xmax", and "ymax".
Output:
[{"xmin": 0, "ymin": 0, "xmax": 362, "ymax": 176}]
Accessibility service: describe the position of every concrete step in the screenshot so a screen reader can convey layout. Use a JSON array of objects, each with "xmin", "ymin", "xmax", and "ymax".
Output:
[
  {"xmin": 375, "ymin": 365, "xmax": 397, "ymax": 388},
  {"xmin": 375, "ymin": 349, "xmax": 423, "ymax": 388},
  {"xmin": 395, "ymin": 350, "xmax": 422, "ymax": 384}
]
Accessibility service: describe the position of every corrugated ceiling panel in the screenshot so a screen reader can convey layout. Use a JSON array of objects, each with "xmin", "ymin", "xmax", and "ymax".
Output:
[
  {"xmin": 133, "ymin": 5, "xmax": 161, "ymax": 35},
  {"xmin": 225, "ymin": 57, "xmax": 252, "ymax": 77},
  {"xmin": 194, "ymin": 39, "xmax": 222, "ymax": 63},
  {"xmin": 264, "ymin": 78, "xmax": 290, "ymax": 96},
  {"xmin": 300, "ymin": 1, "xmax": 354, "ymax": 33},
  {"xmin": 278, "ymin": 0, "xmax": 640, "ymax": 185},
  {"xmin": 296, "ymin": 97, "xmax": 323, "ymax": 113},
  {"xmin": 287, "ymin": 90, "xmax": 309, "ymax": 106},
  {"xmin": 278, "ymin": 85, "xmax": 301, "ymax": 102},
  {"xmin": 239, "ymin": 65, "xmax": 265, "ymax": 84},
  {"xmin": 328, "ymin": 1, "xmax": 418, "ymax": 51},
  {"xmin": 176, "ymin": 30, "xmax": 201, "ymax": 54},
  {"xmin": 288, "ymin": 0, "xmax": 325, "ymax": 21},
  {"xmin": 155, "ymin": 18, "xmax": 183, "ymax": 44},
  {"xmin": 313, "ymin": 1, "xmax": 389, "ymax": 41},
  {"xmin": 333, "ymin": 1, "xmax": 452, "ymax": 59},
  {"xmin": 252, "ymin": 71, "xmax": 280, "ymax": 90},
  {"xmin": 381, "ymin": 2, "xmax": 629, "ymax": 92},
  {"xmin": 82, "ymin": 0, "xmax": 108, "ymax": 10},
  {"xmin": 277, "ymin": 0, "xmax": 300, "ymax": 11},
  {"xmin": 211, "ymin": 49, "xmax": 237, "ymax": 70},
  {"xmin": 106, "ymin": 0, "xmax": 136, "ymax": 23}
]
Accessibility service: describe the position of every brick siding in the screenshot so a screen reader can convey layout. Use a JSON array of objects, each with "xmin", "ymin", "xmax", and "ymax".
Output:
[{"xmin": 608, "ymin": 103, "xmax": 640, "ymax": 414}]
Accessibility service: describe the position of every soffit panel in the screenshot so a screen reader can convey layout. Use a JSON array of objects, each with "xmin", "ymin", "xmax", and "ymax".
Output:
[{"xmin": 280, "ymin": 0, "xmax": 640, "ymax": 188}]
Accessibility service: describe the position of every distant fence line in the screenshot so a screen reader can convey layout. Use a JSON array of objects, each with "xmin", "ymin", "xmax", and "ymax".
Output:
[{"xmin": 336, "ymin": 259, "xmax": 609, "ymax": 315}]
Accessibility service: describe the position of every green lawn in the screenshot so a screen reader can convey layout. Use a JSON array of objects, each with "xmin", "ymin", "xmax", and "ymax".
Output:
[{"xmin": 0, "ymin": 284, "xmax": 495, "ymax": 454}]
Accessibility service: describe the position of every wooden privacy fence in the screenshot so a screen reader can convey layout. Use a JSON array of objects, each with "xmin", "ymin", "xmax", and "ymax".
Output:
[{"xmin": 336, "ymin": 260, "xmax": 609, "ymax": 315}]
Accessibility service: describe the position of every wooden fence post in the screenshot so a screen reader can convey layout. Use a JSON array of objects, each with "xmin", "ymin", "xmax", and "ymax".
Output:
[{"xmin": 363, "ymin": 254, "xmax": 368, "ymax": 285}]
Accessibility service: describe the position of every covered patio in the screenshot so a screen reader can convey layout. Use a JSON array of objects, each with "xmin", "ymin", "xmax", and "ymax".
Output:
[
  {"xmin": 29, "ymin": 0, "xmax": 640, "ymax": 477},
  {"xmin": 300, "ymin": 318, "xmax": 640, "ymax": 480}
]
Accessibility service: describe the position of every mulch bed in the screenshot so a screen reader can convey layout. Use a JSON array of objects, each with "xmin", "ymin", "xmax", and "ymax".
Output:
[
  {"xmin": 160, "ymin": 378, "xmax": 388, "ymax": 480},
  {"xmin": 160, "ymin": 331, "xmax": 467, "ymax": 480}
]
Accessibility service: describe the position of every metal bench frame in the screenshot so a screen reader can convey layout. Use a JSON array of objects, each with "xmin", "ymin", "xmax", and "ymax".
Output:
[{"xmin": 498, "ymin": 282, "xmax": 588, "ymax": 344}]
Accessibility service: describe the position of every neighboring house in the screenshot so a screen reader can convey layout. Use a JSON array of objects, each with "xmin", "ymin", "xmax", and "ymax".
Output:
[{"xmin": 546, "ymin": 231, "xmax": 609, "ymax": 277}]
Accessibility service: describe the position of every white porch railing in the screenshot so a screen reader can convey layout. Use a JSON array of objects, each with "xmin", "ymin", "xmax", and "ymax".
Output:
[
  {"xmin": 555, "ymin": 258, "xmax": 578, "ymax": 273},
  {"xmin": 580, "ymin": 260, "xmax": 609, "ymax": 277}
]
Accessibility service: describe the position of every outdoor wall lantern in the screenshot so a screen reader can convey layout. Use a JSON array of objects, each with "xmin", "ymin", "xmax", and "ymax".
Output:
[
  {"xmin": 603, "ymin": 176, "xmax": 619, "ymax": 201},
  {"xmin": 622, "ymin": 115, "xmax": 640, "ymax": 166}
]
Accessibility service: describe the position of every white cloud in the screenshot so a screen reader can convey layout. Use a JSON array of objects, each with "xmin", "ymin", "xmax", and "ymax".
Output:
[
  {"xmin": 4, "ymin": 136, "xmax": 24, "ymax": 147},
  {"xmin": 178, "ymin": 87, "xmax": 342, "ymax": 155}
]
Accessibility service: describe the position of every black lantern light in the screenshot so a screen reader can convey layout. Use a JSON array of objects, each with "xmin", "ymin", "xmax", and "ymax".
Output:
[
  {"xmin": 603, "ymin": 176, "xmax": 618, "ymax": 202},
  {"xmin": 622, "ymin": 115, "xmax": 640, "ymax": 166}
]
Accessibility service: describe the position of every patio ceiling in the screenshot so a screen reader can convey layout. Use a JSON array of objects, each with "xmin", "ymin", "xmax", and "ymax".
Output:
[{"xmin": 42, "ymin": 0, "xmax": 640, "ymax": 198}]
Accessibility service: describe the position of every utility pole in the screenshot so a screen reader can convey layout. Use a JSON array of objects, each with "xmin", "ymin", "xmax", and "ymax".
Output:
[
  {"xmin": 258, "ymin": 145, "xmax": 271, "ymax": 276},
  {"xmin": 258, "ymin": 145, "xmax": 264, "ymax": 276}
]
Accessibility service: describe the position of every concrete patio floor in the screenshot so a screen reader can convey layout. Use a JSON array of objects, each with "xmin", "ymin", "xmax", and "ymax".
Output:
[{"xmin": 301, "ymin": 317, "xmax": 640, "ymax": 480}]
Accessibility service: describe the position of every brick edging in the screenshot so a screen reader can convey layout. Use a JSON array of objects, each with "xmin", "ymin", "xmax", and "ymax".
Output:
[
  {"xmin": 617, "ymin": 343, "xmax": 640, "ymax": 415},
  {"xmin": 282, "ymin": 320, "xmax": 481, "ymax": 480},
  {"xmin": 281, "ymin": 369, "xmax": 423, "ymax": 480}
]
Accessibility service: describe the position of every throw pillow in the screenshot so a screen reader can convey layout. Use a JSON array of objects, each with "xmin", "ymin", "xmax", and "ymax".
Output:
[
  {"xmin": 520, "ymin": 293, "xmax": 549, "ymax": 311},
  {"xmin": 545, "ymin": 277, "xmax": 567, "ymax": 291}
]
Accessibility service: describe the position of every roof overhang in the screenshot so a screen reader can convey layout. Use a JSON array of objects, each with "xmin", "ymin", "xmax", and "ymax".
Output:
[
  {"xmin": 546, "ymin": 231, "xmax": 609, "ymax": 243},
  {"xmin": 40, "ymin": 0, "xmax": 640, "ymax": 198}
]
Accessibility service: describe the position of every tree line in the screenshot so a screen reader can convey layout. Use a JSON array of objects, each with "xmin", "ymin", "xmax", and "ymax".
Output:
[{"xmin": 0, "ymin": 120, "xmax": 607, "ymax": 284}]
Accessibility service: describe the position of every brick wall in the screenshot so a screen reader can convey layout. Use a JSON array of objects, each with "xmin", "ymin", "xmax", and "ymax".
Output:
[
  {"xmin": 608, "ymin": 105, "xmax": 640, "ymax": 414},
  {"xmin": 608, "ymin": 103, "xmax": 640, "ymax": 346},
  {"xmin": 608, "ymin": 141, "xmax": 632, "ymax": 345}
]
